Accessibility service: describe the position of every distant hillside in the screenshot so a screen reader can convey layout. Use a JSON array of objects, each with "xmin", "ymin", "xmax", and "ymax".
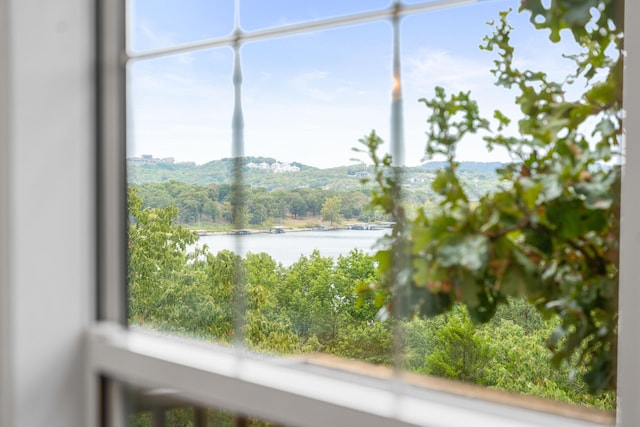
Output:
[
  {"xmin": 128, "ymin": 157, "xmax": 374, "ymax": 191},
  {"xmin": 128, "ymin": 157, "xmax": 502, "ymax": 193}
]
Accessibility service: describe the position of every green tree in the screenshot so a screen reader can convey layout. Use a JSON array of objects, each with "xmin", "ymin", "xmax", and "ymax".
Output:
[
  {"xmin": 333, "ymin": 250, "xmax": 380, "ymax": 321},
  {"xmin": 287, "ymin": 192, "xmax": 308, "ymax": 218},
  {"xmin": 321, "ymin": 196, "xmax": 342, "ymax": 225},
  {"xmin": 249, "ymin": 202, "xmax": 268, "ymax": 225},
  {"xmin": 276, "ymin": 251, "xmax": 337, "ymax": 342},
  {"xmin": 305, "ymin": 190, "xmax": 326, "ymax": 216},
  {"xmin": 340, "ymin": 191, "xmax": 368, "ymax": 220},
  {"xmin": 422, "ymin": 305, "xmax": 494, "ymax": 385},
  {"xmin": 127, "ymin": 188, "xmax": 201, "ymax": 326},
  {"xmin": 333, "ymin": 321, "xmax": 393, "ymax": 365},
  {"xmin": 244, "ymin": 252, "xmax": 300, "ymax": 354},
  {"xmin": 202, "ymin": 200, "xmax": 219, "ymax": 222}
]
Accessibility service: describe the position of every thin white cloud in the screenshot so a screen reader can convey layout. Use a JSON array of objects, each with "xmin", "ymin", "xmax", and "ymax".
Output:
[
  {"xmin": 404, "ymin": 48, "xmax": 491, "ymax": 94},
  {"xmin": 259, "ymin": 71, "xmax": 273, "ymax": 81},
  {"xmin": 399, "ymin": 34, "xmax": 586, "ymax": 165},
  {"xmin": 291, "ymin": 70, "xmax": 334, "ymax": 102},
  {"xmin": 400, "ymin": 48, "xmax": 511, "ymax": 164},
  {"xmin": 288, "ymin": 70, "xmax": 361, "ymax": 104},
  {"xmin": 136, "ymin": 20, "xmax": 178, "ymax": 50},
  {"xmin": 129, "ymin": 63, "xmax": 234, "ymax": 164}
]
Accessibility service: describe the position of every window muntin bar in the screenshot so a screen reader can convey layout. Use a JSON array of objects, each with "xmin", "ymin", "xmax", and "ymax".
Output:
[
  {"xmin": 126, "ymin": 0, "xmax": 478, "ymax": 62},
  {"xmin": 239, "ymin": 0, "xmax": 392, "ymax": 32}
]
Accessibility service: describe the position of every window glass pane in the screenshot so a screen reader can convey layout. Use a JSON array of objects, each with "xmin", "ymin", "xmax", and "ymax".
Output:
[
  {"xmin": 402, "ymin": 1, "xmax": 511, "ymax": 166},
  {"xmin": 126, "ymin": 21, "xmax": 396, "ymax": 357},
  {"xmin": 230, "ymin": 23, "xmax": 393, "ymax": 355},
  {"xmin": 242, "ymin": 23, "xmax": 391, "ymax": 169},
  {"xmin": 128, "ymin": 0, "xmax": 235, "ymax": 52},
  {"xmin": 128, "ymin": 49, "xmax": 233, "ymax": 165},
  {"xmin": 239, "ymin": 0, "xmax": 391, "ymax": 32},
  {"xmin": 394, "ymin": 2, "xmax": 618, "ymax": 411},
  {"xmin": 127, "ymin": 49, "xmax": 235, "ymax": 337},
  {"xmin": 124, "ymin": 0, "xmax": 620, "ymax": 417}
]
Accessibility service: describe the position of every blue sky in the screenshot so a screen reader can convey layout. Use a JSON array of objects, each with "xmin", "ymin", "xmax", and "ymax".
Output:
[{"xmin": 127, "ymin": 0, "xmax": 580, "ymax": 168}]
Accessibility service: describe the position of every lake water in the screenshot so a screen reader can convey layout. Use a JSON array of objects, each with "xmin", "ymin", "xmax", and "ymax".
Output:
[{"xmin": 196, "ymin": 229, "xmax": 389, "ymax": 265}]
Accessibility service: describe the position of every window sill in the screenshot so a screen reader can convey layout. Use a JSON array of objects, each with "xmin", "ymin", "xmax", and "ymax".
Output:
[{"xmin": 87, "ymin": 323, "xmax": 613, "ymax": 427}]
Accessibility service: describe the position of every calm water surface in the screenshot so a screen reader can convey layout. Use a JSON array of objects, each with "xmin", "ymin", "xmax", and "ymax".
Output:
[{"xmin": 196, "ymin": 229, "xmax": 389, "ymax": 265}]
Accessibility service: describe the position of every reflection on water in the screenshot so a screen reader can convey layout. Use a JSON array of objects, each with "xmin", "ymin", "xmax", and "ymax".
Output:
[{"xmin": 197, "ymin": 229, "xmax": 389, "ymax": 265}]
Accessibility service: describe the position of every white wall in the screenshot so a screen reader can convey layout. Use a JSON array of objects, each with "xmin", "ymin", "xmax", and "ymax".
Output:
[
  {"xmin": 617, "ymin": 0, "xmax": 640, "ymax": 424},
  {"xmin": 0, "ymin": 0, "xmax": 11, "ymax": 424},
  {"xmin": 0, "ymin": 1, "xmax": 95, "ymax": 426}
]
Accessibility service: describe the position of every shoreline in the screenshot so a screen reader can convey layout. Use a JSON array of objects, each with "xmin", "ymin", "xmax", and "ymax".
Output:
[{"xmin": 193, "ymin": 223, "xmax": 393, "ymax": 236}]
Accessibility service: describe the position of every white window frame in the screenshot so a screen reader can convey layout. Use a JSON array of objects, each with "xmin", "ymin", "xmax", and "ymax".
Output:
[{"xmin": 89, "ymin": 1, "xmax": 640, "ymax": 426}]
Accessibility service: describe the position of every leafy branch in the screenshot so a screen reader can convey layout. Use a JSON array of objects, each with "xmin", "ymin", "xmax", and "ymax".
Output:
[{"xmin": 361, "ymin": 1, "xmax": 622, "ymax": 393}]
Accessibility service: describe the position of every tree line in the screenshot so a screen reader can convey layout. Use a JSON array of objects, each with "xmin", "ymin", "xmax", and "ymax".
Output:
[
  {"xmin": 131, "ymin": 175, "xmax": 498, "ymax": 228},
  {"xmin": 133, "ymin": 180, "xmax": 388, "ymax": 227}
]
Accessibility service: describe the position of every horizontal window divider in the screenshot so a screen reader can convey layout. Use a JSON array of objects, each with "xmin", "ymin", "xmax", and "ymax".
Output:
[
  {"xmin": 126, "ymin": 0, "xmax": 476, "ymax": 61},
  {"xmin": 87, "ymin": 322, "xmax": 611, "ymax": 427}
]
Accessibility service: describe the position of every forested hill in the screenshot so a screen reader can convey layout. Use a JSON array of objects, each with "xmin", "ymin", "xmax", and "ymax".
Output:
[{"xmin": 128, "ymin": 157, "xmax": 503, "ymax": 192}]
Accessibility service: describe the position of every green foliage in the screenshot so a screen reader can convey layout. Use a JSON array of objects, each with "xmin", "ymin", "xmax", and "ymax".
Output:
[
  {"xmin": 274, "ymin": 250, "xmax": 381, "ymax": 347},
  {"xmin": 128, "ymin": 187, "xmax": 203, "ymax": 329},
  {"xmin": 422, "ymin": 305, "xmax": 494, "ymax": 385},
  {"xmin": 129, "ymin": 157, "xmax": 346, "ymax": 190},
  {"xmin": 128, "ymin": 186, "xmax": 615, "ymax": 409},
  {"xmin": 334, "ymin": 321, "xmax": 393, "ymax": 365},
  {"xmin": 362, "ymin": 3, "xmax": 622, "ymax": 393},
  {"xmin": 131, "ymin": 164, "xmax": 503, "ymax": 230},
  {"xmin": 131, "ymin": 408, "xmax": 274, "ymax": 427},
  {"xmin": 244, "ymin": 252, "xmax": 300, "ymax": 353},
  {"xmin": 321, "ymin": 196, "xmax": 342, "ymax": 225},
  {"xmin": 402, "ymin": 300, "xmax": 615, "ymax": 410}
]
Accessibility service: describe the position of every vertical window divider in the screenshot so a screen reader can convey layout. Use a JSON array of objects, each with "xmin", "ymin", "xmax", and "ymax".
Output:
[
  {"xmin": 231, "ymin": 10, "xmax": 248, "ymax": 348},
  {"xmin": 390, "ymin": 1, "xmax": 410, "ymax": 386}
]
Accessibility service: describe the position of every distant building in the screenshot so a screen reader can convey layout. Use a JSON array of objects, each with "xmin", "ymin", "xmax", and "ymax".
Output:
[
  {"xmin": 247, "ymin": 161, "xmax": 300, "ymax": 173},
  {"xmin": 350, "ymin": 171, "xmax": 369, "ymax": 178},
  {"xmin": 128, "ymin": 154, "xmax": 184, "ymax": 164},
  {"xmin": 271, "ymin": 162, "xmax": 300, "ymax": 173}
]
